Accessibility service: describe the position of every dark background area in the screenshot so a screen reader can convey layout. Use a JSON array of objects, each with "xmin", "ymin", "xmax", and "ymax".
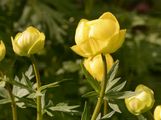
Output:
[{"xmin": 0, "ymin": 0, "xmax": 161, "ymax": 119}]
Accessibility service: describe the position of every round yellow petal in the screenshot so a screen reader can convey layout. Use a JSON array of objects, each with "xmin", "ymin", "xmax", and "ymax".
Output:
[
  {"xmin": 88, "ymin": 19, "xmax": 119, "ymax": 40},
  {"xmin": 75, "ymin": 19, "xmax": 89, "ymax": 44},
  {"xmin": 154, "ymin": 105, "xmax": 161, "ymax": 120},
  {"xmin": 0, "ymin": 41, "xmax": 6, "ymax": 61},
  {"xmin": 99, "ymin": 12, "xmax": 120, "ymax": 30},
  {"xmin": 103, "ymin": 29, "xmax": 126, "ymax": 53},
  {"xmin": 83, "ymin": 54, "xmax": 113, "ymax": 81}
]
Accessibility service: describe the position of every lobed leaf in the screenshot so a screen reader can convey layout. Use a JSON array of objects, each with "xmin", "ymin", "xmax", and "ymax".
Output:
[
  {"xmin": 101, "ymin": 111, "xmax": 115, "ymax": 119},
  {"xmin": 49, "ymin": 103, "xmax": 79, "ymax": 113},
  {"xmin": 82, "ymin": 91, "xmax": 98, "ymax": 98},
  {"xmin": 108, "ymin": 102, "xmax": 121, "ymax": 113},
  {"xmin": 105, "ymin": 91, "xmax": 136, "ymax": 100},
  {"xmin": 81, "ymin": 102, "xmax": 90, "ymax": 120}
]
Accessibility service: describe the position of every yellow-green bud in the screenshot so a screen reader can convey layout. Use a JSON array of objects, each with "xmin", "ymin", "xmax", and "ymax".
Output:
[
  {"xmin": 154, "ymin": 105, "xmax": 161, "ymax": 120},
  {"xmin": 125, "ymin": 84, "xmax": 155, "ymax": 115},
  {"xmin": 83, "ymin": 54, "xmax": 113, "ymax": 81},
  {"xmin": 0, "ymin": 40, "xmax": 6, "ymax": 61},
  {"xmin": 11, "ymin": 26, "xmax": 45, "ymax": 56}
]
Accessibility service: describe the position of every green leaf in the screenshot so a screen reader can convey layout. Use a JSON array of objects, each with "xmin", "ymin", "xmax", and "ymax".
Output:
[
  {"xmin": 101, "ymin": 111, "xmax": 115, "ymax": 119},
  {"xmin": 82, "ymin": 91, "xmax": 98, "ymax": 98},
  {"xmin": 5, "ymin": 77, "xmax": 34, "ymax": 93},
  {"xmin": 105, "ymin": 78, "xmax": 121, "ymax": 93},
  {"xmin": 25, "ymin": 65, "xmax": 34, "ymax": 80},
  {"xmin": 137, "ymin": 114, "xmax": 147, "ymax": 120},
  {"xmin": 81, "ymin": 102, "xmax": 90, "ymax": 120},
  {"xmin": 109, "ymin": 81, "xmax": 126, "ymax": 92},
  {"xmin": 45, "ymin": 109, "xmax": 54, "ymax": 117},
  {"xmin": 0, "ymin": 98, "xmax": 11, "ymax": 104},
  {"xmin": 105, "ymin": 91, "xmax": 136, "ymax": 100},
  {"xmin": 49, "ymin": 103, "xmax": 79, "ymax": 113},
  {"xmin": 23, "ymin": 74, "xmax": 33, "ymax": 90},
  {"xmin": 38, "ymin": 81, "xmax": 60, "ymax": 92},
  {"xmin": 81, "ymin": 63, "xmax": 100, "ymax": 93},
  {"xmin": 96, "ymin": 113, "xmax": 101, "ymax": 120},
  {"xmin": 108, "ymin": 103, "xmax": 121, "ymax": 113},
  {"xmin": 107, "ymin": 60, "xmax": 119, "ymax": 83},
  {"xmin": 15, "ymin": 96, "xmax": 36, "ymax": 108},
  {"xmin": 0, "ymin": 87, "xmax": 10, "ymax": 98}
]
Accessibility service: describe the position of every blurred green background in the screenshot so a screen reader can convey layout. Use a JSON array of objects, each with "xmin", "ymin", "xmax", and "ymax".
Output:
[{"xmin": 0, "ymin": 0, "xmax": 161, "ymax": 119}]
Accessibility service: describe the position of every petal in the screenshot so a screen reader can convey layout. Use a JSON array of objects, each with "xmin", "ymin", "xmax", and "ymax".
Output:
[
  {"xmin": 11, "ymin": 37, "xmax": 27, "ymax": 56},
  {"xmin": 103, "ymin": 29, "xmax": 126, "ymax": 53},
  {"xmin": 28, "ymin": 33, "xmax": 45, "ymax": 55},
  {"xmin": 71, "ymin": 37, "xmax": 110, "ymax": 57},
  {"xmin": 105, "ymin": 54, "xmax": 114, "ymax": 72},
  {"xmin": 154, "ymin": 106, "xmax": 161, "ymax": 120},
  {"xmin": 75, "ymin": 19, "xmax": 89, "ymax": 44},
  {"xmin": 71, "ymin": 43, "xmax": 92, "ymax": 57},
  {"xmin": 83, "ymin": 54, "xmax": 113, "ymax": 81},
  {"xmin": 89, "ymin": 55, "xmax": 104, "ymax": 81},
  {"xmin": 99, "ymin": 12, "xmax": 120, "ymax": 31},
  {"xmin": 99, "ymin": 12, "xmax": 119, "ymax": 25},
  {"xmin": 88, "ymin": 19, "xmax": 119, "ymax": 40},
  {"xmin": 0, "ymin": 41, "xmax": 6, "ymax": 61}
]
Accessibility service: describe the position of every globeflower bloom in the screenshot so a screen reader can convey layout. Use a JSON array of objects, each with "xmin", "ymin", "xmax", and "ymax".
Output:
[
  {"xmin": 125, "ymin": 84, "xmax": 154, "ymax": 115},
  {"xmin": 0, "ymin": 40, "xmax": 6, "ymax": 61},
  {"xmin": 11, "ymin": 26, "xmax": 45, "ymax": 56},
  {"xmin": 71, "ymin": 12, "xmax": 126, "ymax": 57},
  {"xmin": 84, "ymin": 54, "xmax": 113, "ymax": 81},
  {"xmin": 154, "ymin": 105, "xmax": 161, "ymax": 120}
]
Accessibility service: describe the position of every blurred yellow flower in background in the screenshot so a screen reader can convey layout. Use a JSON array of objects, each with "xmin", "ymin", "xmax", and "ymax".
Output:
[
  {"xmin": 0, "ymin": 41, "xmax": 6, "ymax": 61},
  {"xmin": 84, "ymin": 54, "xmax": 113, "ymax": 81},
  {"xmin": 71, "ymin": 12, "xmax": 126, "ymax": 57},
  {"xmin": 154, "ymin": 105, "xmax": 161, "ymax": 120},
  {"xmin": 125, "ymin": 84, "xmax": 154, "ymax": 115},
  {"xmin": 11, "ymin": 26, "xmax": 45, "ymax": 56}
]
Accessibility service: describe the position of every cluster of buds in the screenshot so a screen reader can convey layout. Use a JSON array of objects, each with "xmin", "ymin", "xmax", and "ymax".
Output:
[{"xmin": 71, "ymin": 12, "xmax": 126, "ymax": 81}]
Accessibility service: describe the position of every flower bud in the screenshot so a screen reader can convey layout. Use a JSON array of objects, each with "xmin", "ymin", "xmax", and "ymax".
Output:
[
  {"xmin": 71, "ymin": 12, "xmax": 126, "ymax": 57},
  {"xmin": 0, "ymin": 40, "xmax": 6, "ymax": 61},
  {"xmin": 125, "ymin": 84, "xmax": 154, "ymax": 115},
  {"xmin": 83, "ymin": 54, "xmax": 113, "ymax": 81},
  {"xmin": 154, "ymin": 105, "xmax": 161, "ymax": 120},
  {"xmin": 11, "ymin": 26, "xmax": 45, "ymax": 56}
]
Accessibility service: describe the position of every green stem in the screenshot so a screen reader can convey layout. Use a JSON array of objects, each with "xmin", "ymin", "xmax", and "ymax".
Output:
[
  {"xmin": 1, "ymin": 71, "xmax": 17, "ymax": 120},
  {"xmin": 91, "ymin": 54, "xmax": 107, "ymax": 120},
  {"xmin": 30, "ymin": 56, "xmax": 42, "ymax": 120},
  {"xmin": 103, "ymin": 100, "xmax": 108, "ymax": 116},
  {"xmin": 6, "ymin": 84, "xmax": 17, "ymax": 120},
  {"xmin": 146, "ymin": 111, "xmax": 154, "ymax": 120}
]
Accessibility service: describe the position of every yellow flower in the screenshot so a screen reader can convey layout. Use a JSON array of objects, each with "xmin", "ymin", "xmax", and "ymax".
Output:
[
  {"xmin": 84, "ymin": 54, "xmax": 113, "ymax": 81},
  {"xmin": 154, "ymin": 105, "xmax": 161, "ymax": 120},
  {"xmin": 125, "ymin": 84, "xmax": 155, "ymax": 115},
  {"xmin": 11, "ymin": 26, "xmax": 45, "ymax": 56},
  {"xmin": 71, "ymin": 12, "xmax": 126, "ymax": 57},
  {"xmin": 0, "ymin": 40, "xmax": 6, "ymax": 61}
]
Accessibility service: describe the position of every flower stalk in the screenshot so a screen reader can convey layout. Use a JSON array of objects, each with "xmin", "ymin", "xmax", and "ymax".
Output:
[
  {"xmin": 6, "ymin": 84, "xmax": 17, "ymax": 120},
  {"xmin": 103, "ymin": 100, "xmax": 108, "ymax": 115},
  {"xmin": 30, "ymin": 55, "xmax": 42, "ymax": 120},
  {"xmin": 91, "ymin": 54, "xmax": 108, "ymax": 120}
]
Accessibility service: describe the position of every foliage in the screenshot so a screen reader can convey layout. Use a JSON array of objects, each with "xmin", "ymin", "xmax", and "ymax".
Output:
[{"xmin": 0, "ymin": 0, "xmax": 161, "ymax": 120}]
